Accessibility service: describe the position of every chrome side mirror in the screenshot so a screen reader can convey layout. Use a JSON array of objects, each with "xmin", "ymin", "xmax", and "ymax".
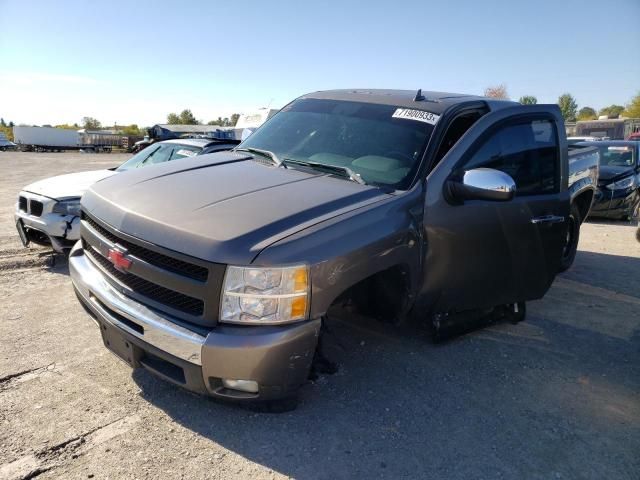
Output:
[{"xmin": 446, "ymin": 168, "xmax": 516, "ymax": 203}]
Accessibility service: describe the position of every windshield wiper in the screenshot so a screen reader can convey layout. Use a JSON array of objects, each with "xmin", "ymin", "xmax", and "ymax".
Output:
[
  {"xmin": 283, "ymin": 159, "xmax": 366, "ymax": 185},
  {"xmin": 234, "ymin": 147, "xmax": 284, "ymax": 167}
]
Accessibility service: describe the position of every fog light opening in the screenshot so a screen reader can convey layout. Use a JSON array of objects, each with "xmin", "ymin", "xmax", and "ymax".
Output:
[{"xmin": 221, "ymin": 379, "xmax": 259, "ymax": 393}]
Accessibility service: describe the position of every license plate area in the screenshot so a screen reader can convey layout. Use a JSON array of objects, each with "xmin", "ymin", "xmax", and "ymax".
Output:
[{"xmin": 99, "ymin": 321, "xmax": 141, "ymax": 368}]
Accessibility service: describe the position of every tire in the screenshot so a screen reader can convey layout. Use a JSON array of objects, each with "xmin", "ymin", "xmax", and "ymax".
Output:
[
  {"xmin": 630, "ymin": 196, "xmax": 640, "ymax": 223},
  {"xmin": 506, "ymin": 302, "xmax": 526, "ymax": 324},
  {"xmin": 558, "ymin": 202, "xmax": 581, "ymax": 272}
]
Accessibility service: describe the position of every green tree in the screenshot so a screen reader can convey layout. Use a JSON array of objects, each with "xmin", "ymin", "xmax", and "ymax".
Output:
[
  {"xmin": 577, "ymin": 107, "xmax": 597, "ymax": 121},
  {"xmin": 207, "ymin": 116, "xmax": 229, "ymax": 126},
  {"xmin": 166, "ymin": 109, "xmax": 199, "ymax": 125},
  {"xmin": 166, "ymin": 113, "xmax": 180, "ymax": 124},
  {"xmin": 484, "ymin": 84, "xmax": 509, "ymax": 99},
  {"xmin": 55, "ymin": 124, "xmax": 80, "ymax": 130},
  {"xmin": 121, "ymin": 124, "xmax": 143, "ymax": 136},
  {"xmin": 82, "ymin": 117, "xmax": 102, "ymax": 130},
  {"xmin": 624, "ymin": 92, "xmax": 640, "ymax": 118},
  {"xmin": 0, "ymin": 118, "xmax": 13, "ymax": 141},
  {"xmin": 178, "ymin": 109, "xmax": 198, "ymax": 125},
  {"xmin": 598, "ymin": 104, "xmax": 625, "ymax": 119},
  {"xmin": 207, "ymin": 114, "xmax": 240, "ymax": 126},
  {"xmin": 518, "ymin": 95, "xmax": 537, "ymax": 105},
  {"xmin": 0, "ymin": 125, "xmax": 12, "ymax": 141},
  {"xmin": 557, "ymin": 93, "xmax": 578, "ymax": 122}
]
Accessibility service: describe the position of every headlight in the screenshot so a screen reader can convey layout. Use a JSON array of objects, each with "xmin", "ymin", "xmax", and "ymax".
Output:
[
  {"xmin": 52, "ymin": 199, "xmax": 82, "ymax": 216},
  {"xmin": 220, "ymin": 265, "xmax": 309, "ymax": 325},
  {"xmin": 606, "ymin": 176, "xmax": 636, "ymax": 190}
]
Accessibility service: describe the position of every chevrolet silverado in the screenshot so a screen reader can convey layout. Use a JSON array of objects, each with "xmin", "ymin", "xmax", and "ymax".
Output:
[{"xmin": 70, "ymin": 89, "xmax": 597, "ymax": 410}]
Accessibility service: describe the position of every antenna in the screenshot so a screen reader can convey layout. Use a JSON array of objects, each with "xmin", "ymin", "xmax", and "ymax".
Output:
[{"xmin": 414, "ymin": 89, "xmax": 425, "ymax": 101}]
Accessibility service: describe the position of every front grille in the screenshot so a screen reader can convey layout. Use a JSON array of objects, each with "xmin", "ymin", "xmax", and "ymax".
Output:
[
  {"xmin": 79, "ymin": 211, "xmax": 225, "ymax": 327},
  {"xmin": 84, "ymin": 215, "xmax": 208, "ymax": 282},
  {"xmin": 30, "ymin": 200, "xmax": 43, "ymax": 217},
  {"xmin": 85, "ymin": 245, "xmax": 204, "ymax": 316},
  {"xmin": 18, "ymin": 196, "xmax": 27, "ymax": 212}
]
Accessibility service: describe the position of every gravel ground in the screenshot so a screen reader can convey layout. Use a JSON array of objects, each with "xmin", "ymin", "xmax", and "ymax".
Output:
[{"xmin": 0, "ymin": 151, "xmax": 639, "ymax": 480}]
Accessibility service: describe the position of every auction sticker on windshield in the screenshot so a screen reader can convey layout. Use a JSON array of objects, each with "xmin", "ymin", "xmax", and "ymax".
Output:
[
  {"xmin": 392, "ymin": 108, "xmax": 440, "ymax": 125},
  {"xmin": 176, "ymin": 149, "xmax": 197, "ymax": 157}
]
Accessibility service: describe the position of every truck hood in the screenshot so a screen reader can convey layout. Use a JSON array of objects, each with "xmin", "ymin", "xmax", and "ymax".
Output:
[
  {"xmin": 598, "ymin": 165, "xmax": 635, "ymax": 183},
  {"xmin": 23, "ymin": 169, "xmax": 117, "ymax": 200},
  {"xmin": 82, "ymin": 152, "xmax": 390, "ymax": 265}
]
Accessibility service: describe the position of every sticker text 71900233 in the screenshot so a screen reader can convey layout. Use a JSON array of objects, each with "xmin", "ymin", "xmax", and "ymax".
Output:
[{"xmin": 392, "ymin": 108, "xmax": 440, "ymax": 125}]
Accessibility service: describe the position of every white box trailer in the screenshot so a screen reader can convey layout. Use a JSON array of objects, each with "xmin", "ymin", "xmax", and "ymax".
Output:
[
  {"xmin": 235, "ymin": 108, "xmax": 278, "ymax": 140},
  {"xmin": 13, "ymin": 126, "xmax": 80, "ymax": 151}
]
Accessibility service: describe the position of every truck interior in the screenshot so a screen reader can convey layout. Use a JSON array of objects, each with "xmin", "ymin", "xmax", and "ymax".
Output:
[{"xmin": 427, "ymin": 108, "xmax": 487, "ymax": 173}]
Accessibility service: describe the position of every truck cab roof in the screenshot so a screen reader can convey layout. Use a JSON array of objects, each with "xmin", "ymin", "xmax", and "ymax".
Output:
[{"xmin": 300, "ymin": 89, "xmax": 517, "ymax": 114}]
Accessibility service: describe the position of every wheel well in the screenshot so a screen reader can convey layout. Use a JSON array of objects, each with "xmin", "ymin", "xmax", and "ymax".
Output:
[
  {"xmin": 573, "ymin": 189, "xmax": 594, "ymax": 223},
  {"xmin": 334, "ymin": 265, "xmax": 412, "ymax": 322}
]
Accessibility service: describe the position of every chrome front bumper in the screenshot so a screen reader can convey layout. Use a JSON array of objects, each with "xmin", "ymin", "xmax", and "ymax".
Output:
[
  {"xmin": 70, "ymin": 241, "xmax": 321, "ymax": 400},
  {"xmin": 69, "ymin": 241, "xmax": 206, "ymax": 365}
]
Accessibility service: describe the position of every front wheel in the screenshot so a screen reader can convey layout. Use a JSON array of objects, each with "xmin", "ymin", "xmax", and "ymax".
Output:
[{"xmin": 558, "ymin": 203, "xmax": 581, "ymax": 272}]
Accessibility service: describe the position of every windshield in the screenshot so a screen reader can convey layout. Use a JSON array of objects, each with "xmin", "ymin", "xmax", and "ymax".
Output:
[
  {"xmin": 596, "ymin": 145, "xmax": 636, "ymax": 167},
  {"xmin": 239, "ymin": 98, "xmax": 435, "ymax": 188},
  {"xmin": 116, "ymin": 143, "xmax": 202, "ymax": 172}
]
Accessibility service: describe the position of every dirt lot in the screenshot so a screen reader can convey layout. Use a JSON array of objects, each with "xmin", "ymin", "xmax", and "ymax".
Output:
[{"xmin": 1, "ymin": 151, "xmax": 639, "ymax": 480}]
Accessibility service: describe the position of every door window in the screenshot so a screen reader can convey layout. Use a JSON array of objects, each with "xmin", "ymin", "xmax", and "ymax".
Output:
[{"xmin": 464, "ymin": 119, "xmax": 559, "ymax": 195}]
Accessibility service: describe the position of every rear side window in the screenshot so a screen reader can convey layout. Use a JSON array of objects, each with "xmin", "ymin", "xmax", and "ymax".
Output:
[{"xmin": 464, "ymin": 119, "xmax": 559, "ymax": 195}]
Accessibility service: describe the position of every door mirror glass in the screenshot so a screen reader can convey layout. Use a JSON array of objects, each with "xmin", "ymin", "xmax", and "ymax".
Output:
[{"xmin": 447, "ymin": 167, "xmax": 516, "ymax": 203}]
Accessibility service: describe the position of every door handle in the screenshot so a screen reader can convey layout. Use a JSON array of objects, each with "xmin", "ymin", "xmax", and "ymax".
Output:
[{"xmin": 530, "ymin": 215, "xmax": 565, "ymax": 225}]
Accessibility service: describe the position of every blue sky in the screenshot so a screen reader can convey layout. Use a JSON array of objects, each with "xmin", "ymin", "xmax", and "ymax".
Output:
[{"xmin": 1, "ymin": 0, "xmax": 638, "ymax": 126}]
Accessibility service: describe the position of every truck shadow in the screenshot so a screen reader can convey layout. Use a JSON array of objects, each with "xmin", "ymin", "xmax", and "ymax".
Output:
[
  {"xmin": 39, "ymin": 251, "xmax": 70, "ymax": 276},
  {"xmin": 560, "ymin": 249, "xmax": 640, "ymax": 298},
  {"xmin": 130, "ymin": 249, "xmax": 640, "ymax": 479},
  {"xmin": 585, "ymin": 217, "xmax": 638, "ymax": 228}
]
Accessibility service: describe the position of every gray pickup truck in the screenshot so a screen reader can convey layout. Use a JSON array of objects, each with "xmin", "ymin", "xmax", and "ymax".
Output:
[{"xmin": 70, "ymin": 89, "xmax": 597, "ymax": 409}]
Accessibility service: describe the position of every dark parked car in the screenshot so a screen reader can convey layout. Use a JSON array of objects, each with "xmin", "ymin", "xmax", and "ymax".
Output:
[
  {"xmin": 578, "ymin": 141, "xmax": 640, "ymax": 220},
  {"xmin": 70, "ymin": 89, "xmax": 597, "ymax": 410}
]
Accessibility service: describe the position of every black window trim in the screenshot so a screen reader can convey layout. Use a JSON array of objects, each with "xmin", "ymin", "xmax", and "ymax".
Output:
[
  {"xmin": 453, "ymin": 112, "xmax": 562, "ymax": 197},
  {"xmin": 413, "ymin": 101, "xmax": 490, "ymax": 187}
]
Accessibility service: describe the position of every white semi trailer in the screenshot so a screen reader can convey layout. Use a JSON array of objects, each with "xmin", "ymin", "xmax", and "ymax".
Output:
[
  {"xmin": 13, "ymin": 126, "xmax": 80, "ymax": 151},
  {"xmin": 13, "ymin": 126, "xmax": 124, "ymax": 152}
]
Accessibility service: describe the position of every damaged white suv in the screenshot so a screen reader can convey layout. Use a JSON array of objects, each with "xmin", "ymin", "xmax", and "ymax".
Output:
[{"xmin": 14, "ymin": 138, "xmax": 237, "ymax": 252}]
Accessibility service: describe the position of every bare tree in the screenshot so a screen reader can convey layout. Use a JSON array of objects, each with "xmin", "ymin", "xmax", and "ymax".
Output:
[{"xmin": 484, "ymin": 84, "xmax": 509, "ymax": 99}]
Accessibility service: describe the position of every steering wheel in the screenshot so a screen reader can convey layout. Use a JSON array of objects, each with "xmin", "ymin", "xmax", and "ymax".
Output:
[{"xmin": 383, "ymin": 150, "xmax": 414, "ymax": 165}]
